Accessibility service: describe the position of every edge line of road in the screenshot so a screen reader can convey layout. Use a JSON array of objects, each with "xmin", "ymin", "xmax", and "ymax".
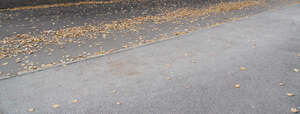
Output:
[{"xmin": 0, "ymin": 0, "xmax": 142, "ymax": 12}]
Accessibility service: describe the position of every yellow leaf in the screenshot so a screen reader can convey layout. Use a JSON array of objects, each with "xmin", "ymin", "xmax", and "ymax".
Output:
[
  {"xmin": 72, "ymin": 99, "xmax": 79, "ymax": 103},
  {"xmin": 287, "ymin": 93, "xmax": 295, "ymax": 96},
  {"xmin": 52, "ymin": 104, "xmax": 60, "ymax": 108},
  {"xmin": 240, "ymin": 66, "xmax": 246, "ymax": 71},
  {"xmin": 279, "ymin": 82, "xmax": 285, "ymax": 86},
  {"xmin": 167, "ymin": 77, "xmax": 171, "ymax": 80},
  {"xmin": 291, "ymin": 107, "xmax": 299, "ymax": 113},
  {"xmin": 235, "ymin": 84, "xmax": 240, "ymax": 88},
  {"xmin": 28, "ymin": 108, "xmax": 35, "ymax": 112}
]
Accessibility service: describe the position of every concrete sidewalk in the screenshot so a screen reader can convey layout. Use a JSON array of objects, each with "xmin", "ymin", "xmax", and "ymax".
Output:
[{"xmin": 0, "ymin": 4, "xmax": 300, "ymax": 114}]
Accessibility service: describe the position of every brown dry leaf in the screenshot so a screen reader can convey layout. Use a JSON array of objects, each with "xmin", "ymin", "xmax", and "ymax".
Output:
[
  {"xmin": 102, "ymin": 34, "xmax": 107, "ymax": 38},
  {"xmin": 287, "ymin": 93, "xmax": 295, "ymax": 96},
  {"xmin": 235, "ymin": 84, "xmax": 240, "ymax": 88},
  {"xmin": 0, "ymin": 54, "xmax": 5, "ymax": 60},
  {"xmin": 28, "ymin": 108, "xmax": 35, "ymax": 112},
  {"xmin": 174, "ymin": 31, "xmax": 187, "ymax": 36},
  {"xmin": 184, "ymin": 53, "xmax": 189, "ymax": 56},
  {"xmin": 240, "ymin": 66, "xmax": 247, "ymax": 71},
  {"xmin": 191, "ymin": 60, "xmax": 197, "ymax": 63},
  {"xmin": 280, "ymin": 82, "xmax": 285, "ymax": 86},
  {"xmin": 2, "ymin": 62, "xmax": 8, "ymax": 66},
  {"xmin": 297, "ymin": 53, "xmax": 300, "ymax": 57},
  {"xmin": 165, "ymin": 64, "xmax": 171, "ymax": 68},
  {"xmin": 16, "ymin": 58, "xmax": 22, "ymax": 63},
  {"xmin": 116, "ymin": 102, "xmax": 121, "ymax": 105},
  {"xmin": 291, "ymin": 107, "xmax": 299, "ymax": 113},
  {"xmin": 72, "ymin": 99, "xmax": 79, "ymax": 103},
  {"xmin": 167, "ymin": 77, "xmax": 171, "ymax": 80},
  {"xmin": 52, "ymin": 104, "xmax": 60, "ymax": 108}
]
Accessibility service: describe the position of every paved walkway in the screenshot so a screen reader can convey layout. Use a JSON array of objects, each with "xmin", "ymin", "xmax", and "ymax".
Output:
[{"xmin": 0, "ymin": 4, "xmax": 300, "ymax": 114}]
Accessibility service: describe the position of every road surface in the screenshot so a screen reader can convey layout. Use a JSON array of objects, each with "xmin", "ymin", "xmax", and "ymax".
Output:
[{"xmin": 0, "ymin": 2, "xmax": 300, "ymax": 114}]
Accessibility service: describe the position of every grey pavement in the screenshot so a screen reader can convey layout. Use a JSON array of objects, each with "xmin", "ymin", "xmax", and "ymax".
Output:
[{"xmin": 0, "ymin": 4, "xmax": 300, "ymax": 114}]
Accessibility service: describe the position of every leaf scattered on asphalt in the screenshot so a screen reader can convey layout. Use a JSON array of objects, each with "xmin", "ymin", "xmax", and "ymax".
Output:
[
  {"xmin": 72, "ymin": 99, "xmax": 79, "ymax": 103},
  {"xmin": 28, "ymin": 108, "xmax": 35, "ymax": 112},
  {"xmin": 167, "ymin": 77, "xmax": 171, "ymax": 80},
  {"xmin": 287, "ymin": 93, "xmax": 295, "ymax": 97},
  {"xmin": 294, "ymin": 68, "xmax": 299, "ymax": 72},
  {"xmin": 2, "ymin": 62, "xmax": 8, "ymax": 66},
  {"xmin": 240, "ymin": 66, "xmax": 246, "ymax": 71},
  {"xmin": 16, "ymin": 58, "xmax": 22, "ymax": 63},
  {"xmin": 0, "ymin": 0, "xmax": 263, "ymax": 77},
  {"xmin": 184, "ymin": 53, "xmax": 189, "ymax": 56},
  {"xmin": 52, "ymin": 104, "xmax": 60, "ymax": 108},
  {"xmin": 291, "ymin": 107, "xmax": 299, "ymax": 113},
  {"xmin": 235, "ymin": 84, "xmax": 241, "ymax": 88},
  {"xmin": 191, "ymin": 60, "xmax": 197, "ymax": 63},
  {"xmin": 280, "ymin": 82, "xmax": 285, "ymax": 86},
  {"xmin": 165, "ymin": 64, "xmax": 171, "ymax": 68},
  {"xmin": 116, "ymin": 102, "xmax": 121, "ymax": 105}
]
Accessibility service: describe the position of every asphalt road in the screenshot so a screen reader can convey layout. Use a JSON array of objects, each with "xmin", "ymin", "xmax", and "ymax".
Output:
[
  {"xmin": 0, "ymin": 0, "xmax": 272, "ymax": 79},
  {"xmin": 0, "ymin": 3, "xmax": 299, "ymax": 114},
  {"xmin": 0, "ymin": 0, "xmax": 119, "ymax": 9}
]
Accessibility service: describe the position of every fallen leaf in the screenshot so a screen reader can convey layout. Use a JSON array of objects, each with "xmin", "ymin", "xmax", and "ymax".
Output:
[
  {"xmin": 116, "ymin": 102, "xmax": 121, "ymax": 105},
  {"xmin": 184, "ymin": 53, "xmax": 189, "ymax": 56},
  {"xmin": 52, "ymin": 104, "xmax": 60, "ymax": 108},
  {"xmin": 2, "ymin": 62, "xmax": 8, "ymax": 66},
  {"xmin": 235, "ymin": 84, "xmax": 240, "ymax": 88},
  {"xmin": 191, "ymin": 60, "xmax": 197, "ymax": 63},
  {"xmin": 294, "ymin": 69, "xmax": 299, "ymax": 72},
  {"xmin": 28, "ymin": 108, "xmax": 35, "ymax": 112},
  {"xmin": 102, "ymin": 34, "xmax": 107, "ymax": 38},
  {"xmin": 165, "ymin": 64, "xmax": 171, "ymax": 68},
  {"xmin": 167, "ymin": 77, "xmax": 171, "ymax": 80},
  {"xmin": 291, "ymin": 107, "xmax": 299, "ymax": 113},
  {"xmin": 16, "ymin": 58, "xmax": 22, "ymax": 63},
  {"xmin": 280, "ymin": 82, "xmax": 285, "ymax": 86},
  {"xmin": 240, "ymin": 66, "xmax": 246, "ymax": 71},
  {"xmin": 287, "ymin": 93, "xmax": 295, "ymax": 96},
  {"xmin": 72, "ymin": 99, "xmax": 79, "ymax": 103}
]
